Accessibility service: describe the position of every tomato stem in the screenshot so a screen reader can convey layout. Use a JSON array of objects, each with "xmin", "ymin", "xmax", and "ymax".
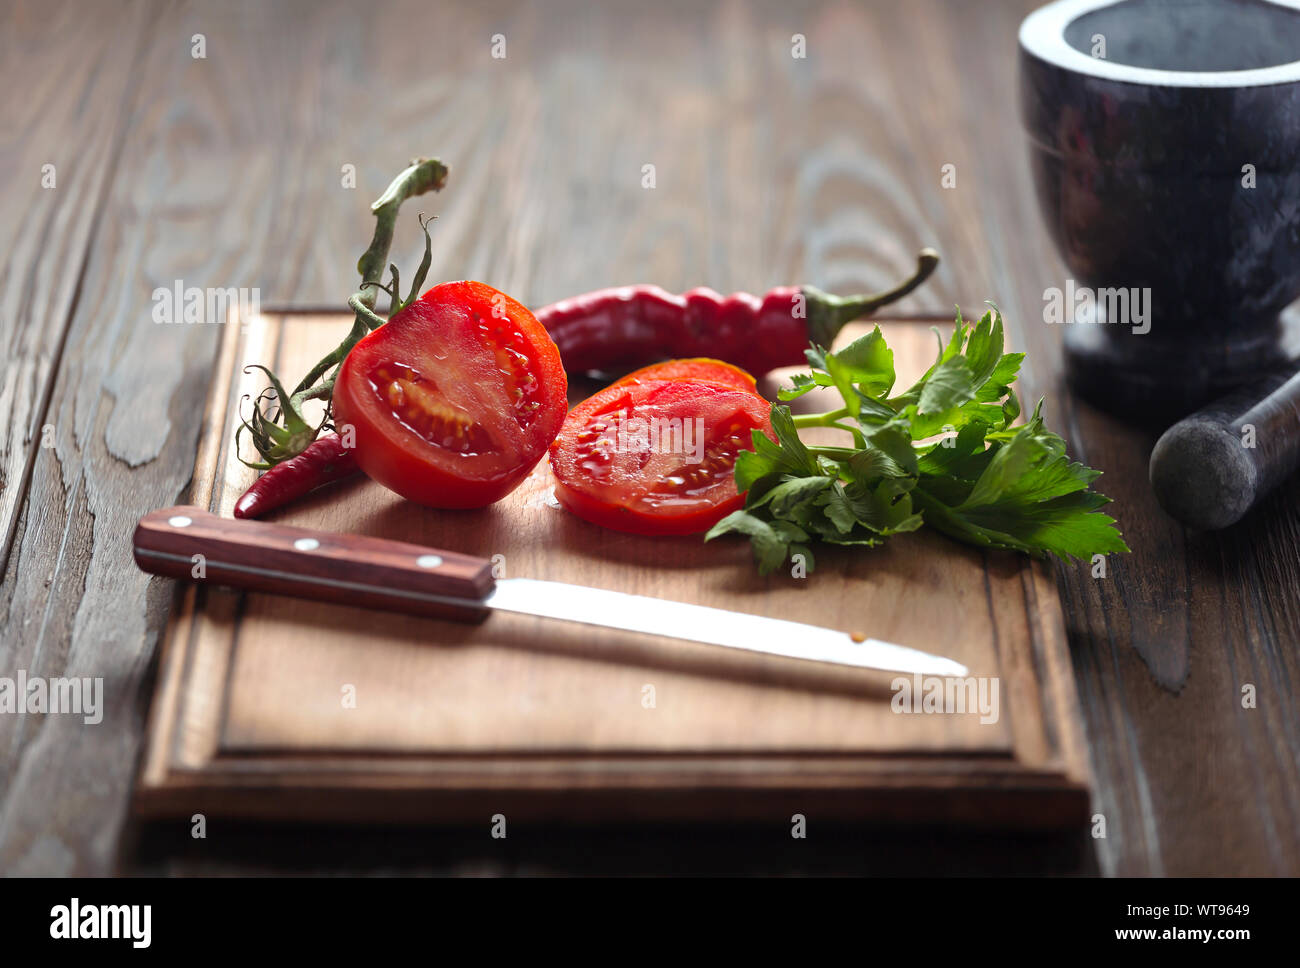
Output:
[
  {"xmin": 291, "ymin": 159, "xmax": 449, "ymax": 400},
  {"xmin": 297, "ymin": 381, "xmax": 335, "ymax": 403},
  {"xmin": 240, "ymin": 159, "xmax": 449, "ymax": 466}
]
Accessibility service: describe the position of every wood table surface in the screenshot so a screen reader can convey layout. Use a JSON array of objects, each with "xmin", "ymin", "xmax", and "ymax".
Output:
[{"xmin": 2, "ymin": 0, "xmax": 1297, "ymax": 877}]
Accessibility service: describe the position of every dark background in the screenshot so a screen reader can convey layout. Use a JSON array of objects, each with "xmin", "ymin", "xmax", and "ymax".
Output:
[{"xmin": 1, "ymin": 0, "xmax": 1298, "ymax": 875}]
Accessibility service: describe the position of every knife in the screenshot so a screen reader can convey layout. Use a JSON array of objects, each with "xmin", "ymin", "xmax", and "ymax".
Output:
[{"xmin": 132, "ymin": 506, "xmax": 968, "ymax": 677}]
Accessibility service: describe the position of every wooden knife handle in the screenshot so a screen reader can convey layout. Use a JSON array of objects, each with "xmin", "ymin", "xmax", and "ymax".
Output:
[{"xmin": 133, "ymin": 506, "xmax": 496, "ymax": 621}]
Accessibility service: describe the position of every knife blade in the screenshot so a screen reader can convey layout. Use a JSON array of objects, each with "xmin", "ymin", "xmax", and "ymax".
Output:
[{"xmin": 133, "ymin": 506, "xmax": 968, "ymax": 677}]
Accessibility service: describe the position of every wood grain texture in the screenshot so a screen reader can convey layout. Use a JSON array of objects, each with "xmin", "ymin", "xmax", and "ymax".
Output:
[
  {"xmin": 1, "ymin": 0, "xmax": 1297, "ymax": 875},
  {"xmin": 0, "ymin": 0, "xmax": 150, "ymax": 573},
  {"xmin": 133, "ymin": 310, "xmax": 1088, "ymax": 828},
  {"xmin": 0, "ymin": 0, "xmax": 353, "ymax": 875},
  {"xmin": 944, "ymin": 1, "xmax": 1300, "ymax": 875}
]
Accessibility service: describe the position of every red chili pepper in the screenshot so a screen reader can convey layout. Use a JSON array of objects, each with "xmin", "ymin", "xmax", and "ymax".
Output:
[
  {"xmin": 534, "ymin": 249, "xmax": 938, "ymax": 375},
  {"xmin": 233, "ymin": 433, "xmax": 360, "ymax": 519}
]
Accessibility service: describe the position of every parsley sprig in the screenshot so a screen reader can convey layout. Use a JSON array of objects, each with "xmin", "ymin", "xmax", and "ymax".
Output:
[{"xmin": 705, "ymin": 306, "xmax": 1128, "ymax": 574}]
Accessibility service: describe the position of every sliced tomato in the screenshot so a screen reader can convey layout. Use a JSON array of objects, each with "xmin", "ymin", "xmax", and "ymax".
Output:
[
  {"xmin": 610, "ymin": 357, "xmax": 758, "ymax": 393},
  {"xmin": 333, "ymin": 280, "xmax": 568, "ymax": 509},
  {"xmin": 549, "ymin": 378, "xmax": 773, "ymax": 535}
]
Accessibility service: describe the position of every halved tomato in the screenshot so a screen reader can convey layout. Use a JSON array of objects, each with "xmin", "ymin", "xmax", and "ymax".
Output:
[
  {"xmin": 610, "ymin": 357, "xmax": 758, "ymax": 393},
  {"xmin": 333, "ymin": 280, "xmax": 568, "ymax": 508},
  {"xmin": 549, "ymin": 378, "xmax": 773, "ymax": 535}
]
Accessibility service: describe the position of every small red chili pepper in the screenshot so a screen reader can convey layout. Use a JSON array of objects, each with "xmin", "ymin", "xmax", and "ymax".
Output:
[
  {"xmin": 233, "ymin": 433, "xmax": 360, "ymax": 519},
  {"xmin": 534, "ymin": 249, "xmax": 938, "ymax": 375}
]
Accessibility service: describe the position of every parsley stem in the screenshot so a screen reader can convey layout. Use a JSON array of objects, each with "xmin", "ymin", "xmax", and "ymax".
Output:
[
  {"xmin": 805, "ymin": 445, "xmax": 859, "ymax": 457},
  {"xmin": 792, "ymin": 409, "xmax": 865, "ymax": 447},
  {"xmin": 791, "ymin": 407, "xmax": 850, "ymax": 428}
]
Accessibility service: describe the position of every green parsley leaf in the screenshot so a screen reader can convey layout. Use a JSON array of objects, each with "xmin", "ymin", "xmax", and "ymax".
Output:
[{"xmin": 707, "ymin": 304, "xmax": 1129, "ymax": 573}]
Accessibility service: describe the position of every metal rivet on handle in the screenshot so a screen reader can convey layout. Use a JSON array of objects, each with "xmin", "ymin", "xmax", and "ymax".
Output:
[
  {"xmin": 416, "ymin": 554, "xmax": 443, "ymax": 568},
  {"xmin": 168, "ymin": 515, "xmax": 193, "ymax": 528},
  {"xmin": 293, "ymin": 538, "xmax": 320, "ymax": 551}
]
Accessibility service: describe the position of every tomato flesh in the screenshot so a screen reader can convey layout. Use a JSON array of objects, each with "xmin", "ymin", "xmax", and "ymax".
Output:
[
  {"xmin": 334, "ymin": 280, "xmax": 567, "ymax": 509},
  {"xmin": 611, "ymin": 357, "xmax": 758, "ymax": 393},
  {"xmin": 367, "ymin": 362, "xmax": 499, "ymax": 455},
  {"xmin": 549, "ymin": 378, "xmax": 773, "ymax": 535}
]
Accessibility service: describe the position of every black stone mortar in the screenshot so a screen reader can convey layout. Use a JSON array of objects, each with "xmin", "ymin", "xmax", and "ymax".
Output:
[{"xmin": 1019, "ymin": 0, "xmax": 1300, "ymax": 422}]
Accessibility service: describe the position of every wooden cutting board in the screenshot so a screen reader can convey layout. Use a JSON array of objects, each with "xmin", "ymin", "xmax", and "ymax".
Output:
[{"xmin": 134, "ymin": 308, "xmax": 1091, "ymax": 828}]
